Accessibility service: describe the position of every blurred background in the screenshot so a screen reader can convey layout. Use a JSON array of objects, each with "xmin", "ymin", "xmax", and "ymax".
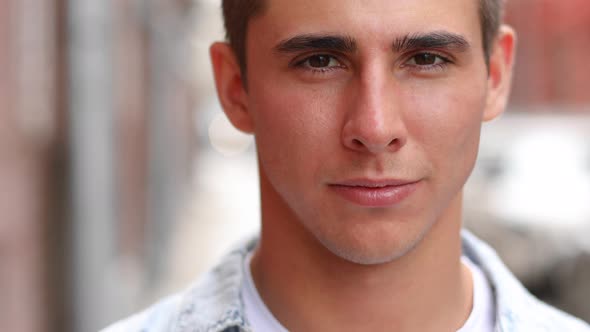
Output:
[{"xmin": 0, "ymin": 0, "xmax": 588, "ymax": 331}]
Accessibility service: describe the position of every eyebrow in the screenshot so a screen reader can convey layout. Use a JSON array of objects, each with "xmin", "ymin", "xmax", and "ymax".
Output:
[
  {"xmin": 273, "ymin": 31, "xmax": 470, "ymax": 56},
  {"xmin": 274, "ymin": 34, "xmax": 357, "ymax": 54},
  {"xmin": 392, "ymin": 31, "xmax": 470, "ymax": 53}
]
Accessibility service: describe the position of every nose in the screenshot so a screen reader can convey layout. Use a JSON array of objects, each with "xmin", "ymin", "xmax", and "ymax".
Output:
[{"xmin": 341, "ymin": 69, "xmax": 408, "ymax": 154}]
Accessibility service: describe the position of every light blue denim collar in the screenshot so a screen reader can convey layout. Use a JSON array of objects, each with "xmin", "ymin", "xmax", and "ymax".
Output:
[
  {"xmin": 165, "ymin": 231, "xmax": 589, "ymax": 332},
  {"xmin": 461, "ymin": 231, "xmax": 588, "ymax": 332},
  {"xmin": 170, "ymin": 237, "xmax": 257, "ymax": 332}
]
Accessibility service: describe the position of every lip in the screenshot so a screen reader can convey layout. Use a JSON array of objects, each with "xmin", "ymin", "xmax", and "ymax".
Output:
[{"xmin": 328, "ymin": 179, "xmax": 420, "ymax": 207}]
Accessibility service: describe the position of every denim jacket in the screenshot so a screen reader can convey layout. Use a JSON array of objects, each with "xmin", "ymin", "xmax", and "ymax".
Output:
[{"xmin": 102, "ymin": 230, "xmax": 590, "ymax": 332}]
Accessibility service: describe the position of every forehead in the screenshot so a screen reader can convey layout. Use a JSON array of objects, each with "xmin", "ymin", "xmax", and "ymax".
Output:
[{"xmin": 252, "ymin": 0, "xmax": 481, "ymax": 47}]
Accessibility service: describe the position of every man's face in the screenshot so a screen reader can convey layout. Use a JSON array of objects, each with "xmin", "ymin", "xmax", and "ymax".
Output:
[{"xmin": 241, "ymin": 0, "xmax": 499, "ymax": 264}]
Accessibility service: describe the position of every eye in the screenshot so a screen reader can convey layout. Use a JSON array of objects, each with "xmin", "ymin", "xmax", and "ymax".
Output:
[
  {"xmin": 405, "ymin": 53, "xmax": 449, "ymax": 67},
  {"xmin": 297, "ymin": 54, "xmax": 342, "ymax": 70}
]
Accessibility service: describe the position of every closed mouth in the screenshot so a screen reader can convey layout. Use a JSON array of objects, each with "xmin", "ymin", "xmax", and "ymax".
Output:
[{"xmin": 328, "ymin": 179, "xmax": 421, "ymax": 207}]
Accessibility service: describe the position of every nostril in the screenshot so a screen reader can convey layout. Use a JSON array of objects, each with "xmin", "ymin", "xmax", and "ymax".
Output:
[
  {"xmin": 352, "ymin": 138, "xmax": 364, "ymax": 148},
  {"xmin": 388, "ymin": 137, "xmax": 406, "ymax": 150}
]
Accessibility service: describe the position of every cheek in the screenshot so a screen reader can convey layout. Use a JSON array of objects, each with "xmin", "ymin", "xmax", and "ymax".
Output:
[
  {"xmin": 403, "ymin": 80, "xmax": 487, "ymax": 173},
  {"xmin": 248, "ymin": 81, "xmax": 342, "ymax": 178}
]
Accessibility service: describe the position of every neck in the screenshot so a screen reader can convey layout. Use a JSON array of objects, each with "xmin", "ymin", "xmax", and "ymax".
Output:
[{"xmin": 251, "ymin": 179, "xmax": 472, "ymax": 332}]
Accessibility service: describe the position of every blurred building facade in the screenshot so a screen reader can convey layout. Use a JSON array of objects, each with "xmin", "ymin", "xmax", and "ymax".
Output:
[
  {"xmin": 506, "ymin": 0, "xmax": 590, "ymax": 107},
  {"xmin": 1, "ymin": 0, "xmax": 196, "ymax": 331},
  {"xmin": 0, "ymin": 1, "xmax": 64, "ymax": 331},
  {"xmin": 0, "ymin": 1, "xmax": 589, "ymax": 332}
]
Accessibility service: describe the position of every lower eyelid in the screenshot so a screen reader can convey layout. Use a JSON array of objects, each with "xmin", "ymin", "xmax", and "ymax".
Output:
[
  {"xmin": 404, "ymin": 63, "xmax": 449, "ymax": 74},
  {"xmin": 304, "ymin": 66, "xmax": 344, "ymax": 75}
]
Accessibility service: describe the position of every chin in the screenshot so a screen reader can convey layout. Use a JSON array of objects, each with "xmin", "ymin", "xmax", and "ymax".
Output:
[{"xmin": 311, "ymin": 221, "xmax": 432, "ymax": 266}]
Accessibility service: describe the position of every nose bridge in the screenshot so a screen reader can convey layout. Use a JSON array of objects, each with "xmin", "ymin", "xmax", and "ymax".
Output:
[
  {"xmin": 342, "ymin": 59, "xmax": 407, "ymax": 153},
  {"xmin": 360, "ymin": 64, "xmax": 392, "ymax": 126}
]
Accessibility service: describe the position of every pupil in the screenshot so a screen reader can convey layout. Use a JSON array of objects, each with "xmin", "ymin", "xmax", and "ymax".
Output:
[
  {"xmin": 309, "ymin": 55, "xmax": 331, "ymax": 68},
  {"xmin": 415, "ymin": 54, "xmax": 436, "ymax": 65}
]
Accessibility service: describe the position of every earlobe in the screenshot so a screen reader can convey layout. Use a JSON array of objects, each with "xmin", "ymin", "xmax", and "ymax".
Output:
[
  {"xmin": 210, "ymin": 42, "xmax": 254, "ymax": 133},
  {"xmin": 483, "ymin": 25, "xmax": 517, "ymax": 122}
]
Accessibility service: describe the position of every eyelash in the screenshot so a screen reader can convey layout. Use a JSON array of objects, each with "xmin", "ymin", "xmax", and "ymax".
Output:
[
  {"xmin": 402, "ymin": 52, "xmax": 453, "ymax": 73},
  {"xmin": 291, "ymin": 51, "xmax": 454, "ymax": 75},
  {"xmin": 292, "ymin": 54, "xmax": 346, "ymax": 74}
]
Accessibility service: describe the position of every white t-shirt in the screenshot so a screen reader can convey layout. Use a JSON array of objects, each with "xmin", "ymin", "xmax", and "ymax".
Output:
[
  {"xmin": 458, "ymin": 256, "xmax": 496, "ymax": 332},
  {"xmin": 241, "ymin": 252, "xmax": 495, "ymax": 332},
  {"xmin": 242, "ymin": 251, "xmax": 289, "ymax": 332}
]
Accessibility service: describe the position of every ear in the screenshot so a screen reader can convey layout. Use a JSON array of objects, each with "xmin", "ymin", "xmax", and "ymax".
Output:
[
  {"xmin": 483, "ymin": 25, "xmax": 517, "ymax": 122},
  {"xmin": 209, "ymin": 42, "xmax": 254, "ymax": 133}
]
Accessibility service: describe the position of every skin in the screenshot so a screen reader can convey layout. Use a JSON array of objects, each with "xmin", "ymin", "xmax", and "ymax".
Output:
[{"xmin": 210, "ymin": 0, "xmax": 515, "ymax": 331}]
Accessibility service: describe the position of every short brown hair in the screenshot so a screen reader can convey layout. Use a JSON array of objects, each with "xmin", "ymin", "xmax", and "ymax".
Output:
[{"xmin": 222, "ymin": 0, "xmax": 504, "ymax": 75}]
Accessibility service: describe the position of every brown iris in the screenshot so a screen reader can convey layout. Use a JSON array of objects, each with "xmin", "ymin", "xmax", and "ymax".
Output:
[
  {"xmin": 413, "ymin": 53, "xmax": 438, "ymax": 65},
  {"xmin": 308, "ymin": 55, "xmax": 332, "ymax": 68}
]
